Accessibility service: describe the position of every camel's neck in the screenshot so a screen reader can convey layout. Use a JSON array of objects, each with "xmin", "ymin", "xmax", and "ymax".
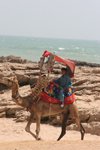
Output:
[
  {"xmin": 12, "ymin": 85, "xmax": 30, "ymax": 109},
  {"xmin": 1, "ymin": 78, "xmax": 31, "ymax": 109}
]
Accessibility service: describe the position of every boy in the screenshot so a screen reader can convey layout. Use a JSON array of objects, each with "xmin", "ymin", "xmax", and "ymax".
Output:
[{"xmin": 57, "ymin": 68, "xmax": 72, "ymax": 108}]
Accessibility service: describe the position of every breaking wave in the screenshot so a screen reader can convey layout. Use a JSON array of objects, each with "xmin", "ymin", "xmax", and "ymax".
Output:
[{"xmin": 58, "ymin": 47, "xmax": 65, "ymax": 50}]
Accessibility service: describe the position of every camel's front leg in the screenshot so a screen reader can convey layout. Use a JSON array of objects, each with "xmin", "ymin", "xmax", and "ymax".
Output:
[
  {"xmin": 35, "ymin": 113, "xmax": 41, "ymax": 140},
  {"xmin": 25, "ymin": 113, "xmax": 37, "ymax": 139}
]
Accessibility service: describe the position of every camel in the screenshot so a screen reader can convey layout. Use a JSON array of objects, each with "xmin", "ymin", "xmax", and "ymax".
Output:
[{"xmin": 1, "ymin": 76, "xmax": 86, "ymax": 141}]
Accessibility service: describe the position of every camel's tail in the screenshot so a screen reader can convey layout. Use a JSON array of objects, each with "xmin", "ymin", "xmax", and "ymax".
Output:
[
  {"xmin": 80, "ymin": 115, "xmax": 90, "ymax": 123},
  {"xmin": 66, "ymin": 115, "xmax": 90, "ymax": 126},
  {"xmin": 85, "ymin": 115, "xmax": 90, "ymax": 122}
]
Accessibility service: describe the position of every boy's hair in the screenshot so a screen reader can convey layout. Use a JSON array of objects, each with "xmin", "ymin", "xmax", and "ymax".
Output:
[{"xmin": 61, "ymin": 68, "xmax": 67, "ymax": 72}]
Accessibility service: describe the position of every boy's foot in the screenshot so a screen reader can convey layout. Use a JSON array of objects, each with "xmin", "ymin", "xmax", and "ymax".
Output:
[{"xmin": 60, "ymin": 103, "xmax": 64, "ymax": 108}]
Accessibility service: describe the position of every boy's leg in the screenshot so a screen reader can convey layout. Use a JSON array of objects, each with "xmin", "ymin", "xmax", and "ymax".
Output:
[
  {"xmin": 59, "ymin": 89, "xmax": 64, "ymax": 108},
  {"xmin": 59, "ymin": 88, "xmax": 64, "ymax": 102}
]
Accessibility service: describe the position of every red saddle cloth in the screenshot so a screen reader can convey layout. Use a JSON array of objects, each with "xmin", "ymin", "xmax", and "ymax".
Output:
[{"xmin": 40, "ymin": 92, "xmax": 75, "ymax": 104}]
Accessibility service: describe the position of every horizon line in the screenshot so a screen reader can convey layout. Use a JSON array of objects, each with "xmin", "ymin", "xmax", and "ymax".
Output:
[{"xmin": 0, "ymin": 34, "xmax": 100, "ymax": 42}]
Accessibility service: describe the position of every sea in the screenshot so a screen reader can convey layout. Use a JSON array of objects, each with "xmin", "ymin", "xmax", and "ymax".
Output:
[{"xmin": 0, "ymin": 35, "xmax": 100, "ymax": 64}]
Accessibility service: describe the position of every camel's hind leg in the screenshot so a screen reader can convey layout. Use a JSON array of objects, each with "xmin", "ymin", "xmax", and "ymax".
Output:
[
  {"xmin": 25, "ymin": 113, "xmax": 37, "ymax": 140},
  {"xmin": 57, "ymin": 110, "xmax": 70, "ymax": 141},
  {"xmin": 75, "ymin": 118, "xmax": 85, "ymax": 140},
  {"xmin": 69, "ymin": 102, "xmax": 85, "ymax": 140}
]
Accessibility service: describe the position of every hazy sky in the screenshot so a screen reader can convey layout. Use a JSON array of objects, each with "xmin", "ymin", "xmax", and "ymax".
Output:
[{"xmin": 0, "ymin": 0, "xmax": 100, "ymax": 40}]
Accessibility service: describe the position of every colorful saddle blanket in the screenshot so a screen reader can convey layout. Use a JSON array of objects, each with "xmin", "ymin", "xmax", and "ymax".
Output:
[{"xmin": 40, "ymin": 81, "xmax": 75, "ymax": 104}]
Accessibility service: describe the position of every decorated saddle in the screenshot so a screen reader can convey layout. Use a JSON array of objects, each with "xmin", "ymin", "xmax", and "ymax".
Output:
[
  {"xmin": 30, "ymin": 50, "xmax": 76, "ymax": 105},
  {"xmin": 40, "ymin": 81, "xmax": 75, "ymax": 104}
]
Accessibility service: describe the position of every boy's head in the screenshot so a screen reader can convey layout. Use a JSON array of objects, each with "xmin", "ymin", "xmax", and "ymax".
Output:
[
  {"xmin": 42, "ymin": 74, "xmax": 46, "ymax": 78},
  {"xmin": 61, "ymin": 68, "xmax": 67, "ymax": 75}
]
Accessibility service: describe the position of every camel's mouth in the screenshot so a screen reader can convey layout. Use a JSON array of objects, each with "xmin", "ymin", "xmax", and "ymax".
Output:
[
  {"xmin": 8, "ymin": 76, "xmax": 18, "ymax": 82},
  {"xmin": 0, "ymin": 76, "xmax": 18, "ymax": 87}
]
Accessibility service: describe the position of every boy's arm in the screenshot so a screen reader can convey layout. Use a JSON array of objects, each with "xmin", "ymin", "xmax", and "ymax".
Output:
[
  {"xmin": 65, "ymin": 75, "xmax": 72, "ymax": 88},
  {"xmin": 56, "ymin": 77, "xmax": 60, "ymax": 84}
]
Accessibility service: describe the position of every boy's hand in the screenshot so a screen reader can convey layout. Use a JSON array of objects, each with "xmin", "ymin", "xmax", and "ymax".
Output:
[
  {"xmin": 63, "ymin": 87, "xmax": 67, "ymax": 90},
  {"xmin": 50, "ymin": 81, "xmax": 53, "ymax": 84}
]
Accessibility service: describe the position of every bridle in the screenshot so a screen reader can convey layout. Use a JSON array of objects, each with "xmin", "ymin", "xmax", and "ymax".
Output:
[
  {"xmin": 7, "ymin": 79, "xmax": 18, "ymax": 86},
  {"xmin": 7, "ymin": 79, "xmax": 20, "ymax": 100}
]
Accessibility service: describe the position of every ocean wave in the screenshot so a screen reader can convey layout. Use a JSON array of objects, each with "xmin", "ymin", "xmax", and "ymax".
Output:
[
  {"xmin": 75, "ymin": 47, "xmax": 79, "ymax": 49},
  {"xmin": 58, "ymin": 47, "xmax": 65, "ymax": 50},
  {"xmin": 54, "ymin": 51, "xmax": 59, "ymax": 53},
  {"xmin": 0, "ymin": 35, "xmax": 100, "ymax": 64},
  {"xmin": 82, "ymin": 48, "xmax": 84, "ymax": 51},
  {"xmin": 94, "ymin": 54, "xmax": 100, "ymax": 58}
]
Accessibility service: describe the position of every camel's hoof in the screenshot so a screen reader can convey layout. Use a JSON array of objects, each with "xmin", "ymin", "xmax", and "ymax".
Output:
[
  {"xmin": 25, "ymin": 127, "xmax": 29, "ymax": 132},
  {"xmin": 36, "ymin": 137, "xmax": 42, "ymax": 141}
]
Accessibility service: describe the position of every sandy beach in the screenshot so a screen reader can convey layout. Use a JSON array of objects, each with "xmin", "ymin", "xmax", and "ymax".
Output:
[{"xmin": 0, "ymin": 118, "xmax": 100, "ymax": 150}]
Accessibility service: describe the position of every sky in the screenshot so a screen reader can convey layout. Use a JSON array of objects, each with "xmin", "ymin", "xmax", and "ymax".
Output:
[{"xmin": 0, "ymin": 0, "xmax": 100, "ymax": 40}]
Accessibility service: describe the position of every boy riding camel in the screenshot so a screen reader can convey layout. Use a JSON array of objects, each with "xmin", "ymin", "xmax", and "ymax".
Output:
[{"xmin": 57, "ymin": 68, "xmax": 72, "ymax": 108}]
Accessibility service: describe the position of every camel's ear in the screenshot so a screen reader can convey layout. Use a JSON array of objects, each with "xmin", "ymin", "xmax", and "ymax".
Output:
[{"xmin": 14, "ymin": 76, "xmax": 17, "ymax": 81}]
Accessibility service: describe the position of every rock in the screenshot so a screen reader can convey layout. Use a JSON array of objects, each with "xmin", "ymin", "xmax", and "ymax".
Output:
[
  {"xmin": 0, "ymin": 72, "xmax": 4, "ymax": 78},
  {"xmin": 92, "ymin": 88, "xmax": 100, "ymax": 92},
  {"xmin": 11, "ymin": 65, "xmax": 27, "ymax": 70},
  {"xmin": 0, "ymin": 90, "xmax": 4, "ymax": 94},
  {"xmin": 49, "ymin": 74, "xmax": 61, "ymax": 81},
  {"xmin": 0, "ymin": 55, "xmax": 27, "ymax": 63},
  {"xmin": 26, "ymin": 64, "xmax": 39, "ymax": 70},
  {"xmin": 29, "ymin": 75, "xmax": 38, "ymax": 86},
  {"xmin": 19, "ymin": 85, "xmax": 31, "ymax": 96},
  {"xmin": 92, "ymin": 68, "xmax": 100, "ymax": 74},
  {"xmin": 94, "ymin": 96, "xmax": 100, "ymax": 100},
  {"xmin": 77, "ymin": 100, "xmax": 100, "ymax": 122},
  {"xmin": 15, "ymin": 73, "xmax": 30, "ymax": 85},
  {"xmin": 73, "ymin": 79, "xmax": 88, "ymax": 86},
  {"xmin": 66, "ymin": 122, "xmax": 100, "ymax": 135},
  {"xmin": 0, "ymin": 83, "xmax": 8, "ymax": 91},
  {"xmin": 15, "ymin": 110, "xmax": 30, "ymax": 122},
  {"xmin": 90, "ymin": 79, "xmax": 100, "ymax": 84},
  {"xmin": 73, "ymin": 60, "xmax": 100, "ymax": 67},
  {"xmin": 24, "ymin": 70, "xmax": 40, "ymax": 76},
  {"xmin": 6, "ymin": 105, "xmax": 24, "ymax": 116},
  {"xmin": 0, "ymin": 112, "xmax": 6, "ymax": 117},
  {"xmin": 54, "ymin": 64, "xmax": 64, "ymax": 69},
  {"xmin": 0, "ymin": 106, "xmax": 9, "ymax": 113},
  {"xmin": 52, "ymin": 69, "xmax": 61, "ymax": 74},
  {"xmin": 73, "ymin": 83, "xmax": 100, "ymax": 91},
  {"xmin": 0, "ymin": 98, "xmax": 10, "ymax": 106}
]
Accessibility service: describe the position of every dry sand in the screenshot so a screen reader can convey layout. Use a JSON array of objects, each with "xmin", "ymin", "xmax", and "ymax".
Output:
[{"xmin": 0, "ymin": 118, "xmax": 100, "ymax": 150}]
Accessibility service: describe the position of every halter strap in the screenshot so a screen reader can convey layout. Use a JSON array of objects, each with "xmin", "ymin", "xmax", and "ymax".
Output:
[{"xmin": 12, "ymin": 93, "xmax": 20, "ymax": 100}]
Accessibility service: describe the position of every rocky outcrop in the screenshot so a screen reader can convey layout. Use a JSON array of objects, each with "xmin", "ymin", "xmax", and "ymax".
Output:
[
  {"xmin": 15, "ymin": 110, "xmax": 30, "ymax": 122},
  {"xmin": 0, "ymin": 56, "xmax": 100, "ymax": 136},
  {"xmin": 74, "ymin": 60, "xmax": 100, "ymax": 67},
  {"xmin": 66, "ymin": 122, "xmax": 100, "ymax": 136},
  {"xmin": 0, "ymin": 55, "xmax": 27, "ymax": 63},
  {"xmin": 0, "ymin": 85, "xmax": 31, "ymax": 118}
]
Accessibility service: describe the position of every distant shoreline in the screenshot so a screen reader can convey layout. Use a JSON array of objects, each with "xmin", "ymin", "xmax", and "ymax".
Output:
[
  {"xmin": 73, "ymin": 60, "xmax": 100, "ymax": 67},
  {"xmin": 0, "ymin": 34, "xmax": 100, "ymax": 42},
  {"xmin": 0, "ymin": 55, "xmax": 100, "ymax": 67}
]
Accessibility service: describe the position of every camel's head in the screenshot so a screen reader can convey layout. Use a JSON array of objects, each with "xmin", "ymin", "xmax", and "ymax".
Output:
[{"xmin": 1, "ymin": 76, "xmax": 19, "ymax": 89}]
